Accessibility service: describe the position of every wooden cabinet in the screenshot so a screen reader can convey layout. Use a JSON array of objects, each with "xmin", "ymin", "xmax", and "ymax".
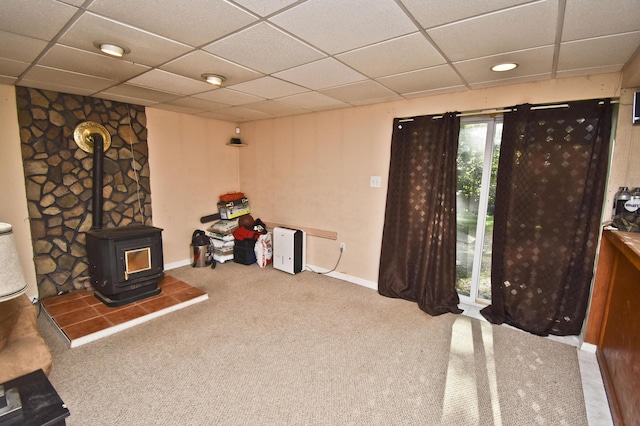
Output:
[{"xmin": 585, "ymin": 230, "xmax": 640, "ymax": 426}]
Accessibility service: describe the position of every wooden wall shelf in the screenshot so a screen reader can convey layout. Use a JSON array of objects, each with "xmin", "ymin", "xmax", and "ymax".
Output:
[{"xmin": 585, "ymin": 229, "xmax": 640, "ymax": 425}]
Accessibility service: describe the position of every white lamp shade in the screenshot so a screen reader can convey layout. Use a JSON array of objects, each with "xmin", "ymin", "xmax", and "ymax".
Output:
[{"xmin": 0, "ymin": 223, "xmax": 28, "ymax": 302}]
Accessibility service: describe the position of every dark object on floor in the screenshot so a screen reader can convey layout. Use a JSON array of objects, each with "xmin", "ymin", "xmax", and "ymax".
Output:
[
  {"xmin": 0, "ymin": 369, "xmax": 70, "ymax": 425},
  {"xmin": 234, "ymin": 239, "xmax": 257, "ymax": 265}
]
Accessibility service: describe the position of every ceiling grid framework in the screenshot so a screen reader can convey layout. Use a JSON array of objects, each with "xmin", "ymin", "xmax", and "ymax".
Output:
[{"xmin": 0, "ymin": 0, "xmax": 638, "ymax": 122}]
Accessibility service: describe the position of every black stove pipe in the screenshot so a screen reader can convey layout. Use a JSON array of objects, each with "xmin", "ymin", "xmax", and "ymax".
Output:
[{"xmin": 91, "ymin": 134, "xmax": 104, "ymax": 230}]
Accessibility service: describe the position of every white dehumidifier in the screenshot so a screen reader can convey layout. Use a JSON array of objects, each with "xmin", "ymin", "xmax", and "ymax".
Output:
[{"xmin": 273, "ymin": 227, "xmax": 306, "ymax": 274}]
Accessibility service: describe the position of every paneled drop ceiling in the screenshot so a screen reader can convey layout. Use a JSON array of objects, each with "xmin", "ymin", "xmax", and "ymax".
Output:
[{"xmin": 1, "ymin": 0, "xmax": 639, "ymax": 122}]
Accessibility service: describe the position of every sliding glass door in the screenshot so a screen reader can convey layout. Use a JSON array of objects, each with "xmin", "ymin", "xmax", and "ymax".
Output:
[{"xmin": 455, "ymin": 117, "xmax": 502, "ymax": 305}]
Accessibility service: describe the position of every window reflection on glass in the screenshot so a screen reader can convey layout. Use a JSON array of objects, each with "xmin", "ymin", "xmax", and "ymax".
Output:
[
  {"xmin": 456, "ymin": 119, "xmax": 501, "ymax": 303},
  {"xmin": 125, "ymin": 247, "xmax": 151, "ymax": 275}
]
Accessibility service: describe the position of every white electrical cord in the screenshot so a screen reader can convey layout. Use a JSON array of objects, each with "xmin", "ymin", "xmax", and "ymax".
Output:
[{"xmin": 126, "ymin": 104, "xmax": 145, "ymax": 225}]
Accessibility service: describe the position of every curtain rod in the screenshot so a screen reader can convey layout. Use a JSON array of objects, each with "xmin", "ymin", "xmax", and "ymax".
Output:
[{"xmin": 398, "ymin": 99, "xmax": 619, "ymax": 122}]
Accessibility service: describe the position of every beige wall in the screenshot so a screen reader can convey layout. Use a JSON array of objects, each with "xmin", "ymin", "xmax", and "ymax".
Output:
[
  {"xmin": 239, "ymin": 73, "xmax": 623, "ymax": 283},
  {"xmin": 0, "ymin": 72, "xmax": 631, "ymax": 296},
  {"xmin": 145, "ymin": 108, "xmax": 239, "ymax": 265},
  {"xmin": 0, "ymin": 85, "xmax": 37, "ymax": 298}
]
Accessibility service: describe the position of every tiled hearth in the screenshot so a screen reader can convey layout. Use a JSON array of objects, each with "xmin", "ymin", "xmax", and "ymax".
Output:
[{"xmin": 42, "ymin": 275, "xmax": 207, "ymax": 347}]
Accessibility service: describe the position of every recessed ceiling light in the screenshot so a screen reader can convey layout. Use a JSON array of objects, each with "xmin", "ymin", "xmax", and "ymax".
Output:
[
  {"xmin": 202, "ymin": 74, "xmax": 226, "ymax": 86},
  {"xmin": 99, "ymin": 43, "xmax": 125, "ymax": 57},
  {"xmin": 491, "ymin": 63, "xmax": 518, "ymax": 72}
]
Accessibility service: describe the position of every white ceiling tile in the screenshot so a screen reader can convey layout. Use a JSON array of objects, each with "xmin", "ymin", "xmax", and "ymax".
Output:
[
  {"xmin": 232, "ymin": 0, "xmax": 299, "ymax": 17},
  {"xmin": 228, "ymin": 76, "xmax": 308, "ymax": 99},
  {"xmin": 273, "ymin": 58, "xmax": 366, "ymax": 90},
  {"xmin": 0, "ymin": 58, "xmax": 29, "ymax": 78},
  {"xmin": 428, "ymin": 1, "xmax": 558, "ymax": 62},
  {"xmin": 93, "ymin": 92, "xmax": 157, "ymax": 107},
  {"xmin": 58, "ymin": 13, "xmax": 192, "ymax": 67},
  {"xmin": 277, "ymin": 91, "xmax": 348, "ymax": 110},
  {"xmin": 0, "ymin": 76, "xmax": 18, "ymax": 85},
  {"xmin": 402, "ymin": 85, "xmax": 467, "ymax": 99},
  {"xmin": 128, "ymin": 69, "xmax": 212, "ymax": 96},
  {"xmin": 468, "ymin": 73, "xmax": 550, "ymax": 90},
  {"xmin": 203, "ymin": 23, "xmax": 324, "ymax": 74},
  {"xmin": 3, "ymin": 0, "xmax": 640, "ymax": 123},
  {"xmin": 89, "ymin": 0, "xmax": 257, "ymax": 46},
  {"xmin": 243, "ymin": 100, "xmax": 309, "ymax": 116},
  {"xmin": 97, "ymin": 84, "xmax": 180, "ymax": 103},
  {"xmin": 0, "ymin": 0, "xmax": 78, "ymax": 40},
  {"xmin": 377, "ymin": 65, "xmax": 465, "ymax": 94},
  {"xmin": 194, "ymin": 88, "xmax": 264, "ymax": 106},
  {"xmin": 40, "ymin": 45, "xmax": 150, "ymax": 81},
  {"xmin": 336, "ymin": 32, "xmax": 445, "ymax": 78},
  {"xmin": 161, "ymin": 50, "xmax": 262, "ymax": 86},
  {"xmin": 400, "ymin": 0, "xmax": 532, "ymax": 29},
  {"xmin": 150, "ymin": 103, "xmax": 208, "ymax": 115},
  {"xmin": 453, "ymin": 46, "xmax": 554, "ymax": 84},
  {"xmin": 0, "ymin": 31, "xmax": 48, "ymax": 63},
  {"xmin": 563, "ymin": 0, "xmax": 640, "ymax": 42},
  {"xmin": 17, "ymin": 80, "xmax": 96, "ymax": 97},
  {"xmin": 558, "ymin": 32, "xmax": 640, "ymax": 71},
  {"xmin": 271, "ymin": 0, "xmax": 417, "ymax": 54},
  {"xmin": 59, "ymin": 0, "xmax": 85, "ymax": 6},
  {"xmin": 161, "ymin": 96, "xmax": 228, "ymax": 113},
  {"xmin": 556, "ymin": 66, "xmax": 624, "ymax": 80},
  {"xmin": 319, "ymin": 81, "xmax": 401, "ymax": 105},
  {"xmin": 197, "ymin": 107, "xmax": 272, "ymax": 122},
  {"xmin": 21, "ymin": 66, "xmax": 116, "ymax": 93}
]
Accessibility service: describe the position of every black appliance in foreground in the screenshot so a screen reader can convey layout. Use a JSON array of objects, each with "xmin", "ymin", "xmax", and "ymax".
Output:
[{"xmin": 86, "ymin": 225, "xmax": 164, "ymax": 307}]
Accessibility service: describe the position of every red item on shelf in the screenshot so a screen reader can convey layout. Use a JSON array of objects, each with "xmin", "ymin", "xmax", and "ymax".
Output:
[{"xmin": 220, "ymin": 192, "xmax": 245, "ymax": 202}]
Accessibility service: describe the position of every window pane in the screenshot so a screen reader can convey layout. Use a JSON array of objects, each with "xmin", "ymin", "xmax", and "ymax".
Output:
[
  {"xmin": 477, "ymin": 122, "xmax": 502, "ymax": 301},
  {"xmin": 456, "ymin": 123, "xmax": 487, "ymax": 296}
]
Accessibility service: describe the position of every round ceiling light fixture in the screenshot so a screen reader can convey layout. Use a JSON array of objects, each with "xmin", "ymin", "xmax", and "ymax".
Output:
[
  {"xmin": 491, "ymin": 62, "xmax": 518, "ymax": 72},
  {"xmin": 99, "ymin": 43, "xmax": 125, "ymax": 57},
  {"xmin": 202, "ymin": 74, "xmax": 226, "ymax": 86}
]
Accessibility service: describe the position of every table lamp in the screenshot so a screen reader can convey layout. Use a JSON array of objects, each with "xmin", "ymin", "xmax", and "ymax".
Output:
[{"xmin": 0, "ymin": 222, "xmax": 28, "ymax": 420}]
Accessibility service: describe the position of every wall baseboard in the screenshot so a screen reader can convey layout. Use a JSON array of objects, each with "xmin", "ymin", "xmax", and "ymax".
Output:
[
  {"xmin": 165, "ymin": 259, "xmax": 379, "ymax": 292},
  {"xmin": 305, "ymin": 264, "xmax": 378, "ymax": 291},
  {"xmin": 165, "ymin": 259, "xmax": 191, "ymax": 270}
]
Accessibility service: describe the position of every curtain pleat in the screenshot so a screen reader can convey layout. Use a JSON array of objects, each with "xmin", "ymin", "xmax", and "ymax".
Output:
[
  {"xmin": 378, "ymin": 114, "xmax": 462, "ymax": 316},
  {"xmin": 481, "ymin": 99, "xmax": 612, "ymax": 335}
]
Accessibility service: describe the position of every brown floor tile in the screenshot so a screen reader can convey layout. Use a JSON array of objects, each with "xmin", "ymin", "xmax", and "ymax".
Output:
[
  {"xmin": 172, "ymin": 287, "xmax": 207, "ymax": 303},
  {"xmin": 41, "ymin": 290, "xmax": 86, "ymax": 307},
  {"xmin": 53, "ymin": 305, "xmax": 101, "ymax": 328},
  {"xmin": 44, "ymin": 275, "xmax": 207, "ymax": 343},
  {"xmin": 160, "ymin": 280, "xmax": 193, "ymax": 295},
  {"xmin": 103, "ymin": 304, "xmax": 148, "ymax": 326},
  {"xmin": 43, "ymin": 297, "xmax": 94, "ymax": 317},
  {"xmin": 138, "ymin": 295, "xmax": 181, "ymax": 313},
  {"xmin": 158, "ymin": 275, "xmax": 178, "ymax": 286},
  {"xmin": 62, "ymin": 316, "xmax": 113, "ymax": 340}
]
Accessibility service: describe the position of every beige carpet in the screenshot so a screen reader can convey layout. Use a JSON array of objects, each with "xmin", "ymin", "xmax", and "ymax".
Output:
[{"xmin": 38, "ymin": 262, "xmax": 588, "ymax": 425}]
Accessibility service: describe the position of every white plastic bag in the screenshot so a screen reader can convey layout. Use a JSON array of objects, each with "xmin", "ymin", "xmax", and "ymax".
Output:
[{"xmin": 254, "ymin": 232, "xmax": 273, "ymax": 267}]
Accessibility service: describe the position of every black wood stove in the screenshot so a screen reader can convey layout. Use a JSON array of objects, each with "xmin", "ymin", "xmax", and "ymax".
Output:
[
  {"xmin": 80, "ymin": 125, "xmax": 164, "ymax": 307},
  {"xmin": 86, "ymin": 225, "xmax": 163, "ymax": 307}
]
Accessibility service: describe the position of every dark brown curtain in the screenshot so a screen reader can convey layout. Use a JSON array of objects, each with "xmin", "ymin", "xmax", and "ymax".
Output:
[
  {"xmin": 378, "ymin": 113, "xmax": 462, "ymax": 316},
  {"xmin": 481, "ymin": 99, "xmax": 612, "ymax": 336}
]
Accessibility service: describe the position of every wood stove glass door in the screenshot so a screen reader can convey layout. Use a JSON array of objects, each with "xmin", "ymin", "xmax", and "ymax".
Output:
[{"xmin": 124, "ymin": 247, "xmax": 151, "ymax": 279}]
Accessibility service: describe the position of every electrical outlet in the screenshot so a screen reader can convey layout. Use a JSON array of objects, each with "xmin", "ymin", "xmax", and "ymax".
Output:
[
  {"xmin": 340, "ymin": 242, "xmax": 346, "ymax": 252},
  {"xmin": 370, "ymin": 176, "xmax": 382, "ymax": 188}
]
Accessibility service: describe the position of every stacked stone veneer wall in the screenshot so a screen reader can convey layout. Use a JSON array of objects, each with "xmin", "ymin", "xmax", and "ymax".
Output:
[{"xmin": 15, "ymin": 86, "xmax": 153, "ymax": 299}]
